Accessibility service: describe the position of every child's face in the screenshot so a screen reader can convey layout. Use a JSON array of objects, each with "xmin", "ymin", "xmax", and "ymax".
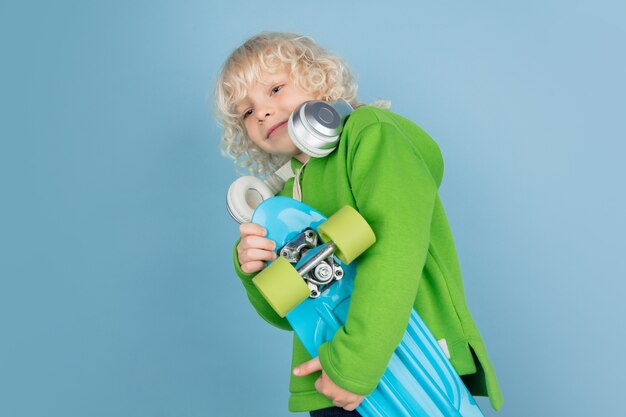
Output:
[{"xmin": 236, "ymin": 68, "xmax": 318, "ymax": 160}]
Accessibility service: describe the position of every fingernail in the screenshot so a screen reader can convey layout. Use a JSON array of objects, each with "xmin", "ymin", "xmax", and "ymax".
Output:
[{"xmin": 293, "ymin": 368, "xmax": 300, "ymax": 376}]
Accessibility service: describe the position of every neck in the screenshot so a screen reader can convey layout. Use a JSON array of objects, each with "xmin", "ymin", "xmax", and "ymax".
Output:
[{"xmin": 294, "ymin": 153, "xmax": 310, "ymax": 164}]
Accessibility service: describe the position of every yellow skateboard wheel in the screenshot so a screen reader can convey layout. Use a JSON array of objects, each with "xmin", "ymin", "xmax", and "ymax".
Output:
[
  {"xmin": 253, "ymin": 257, "xmax": 311, "ymax": 317},
  {"xmin": 317, "ymin": 206, "xmax": 376, "ymax": 264}
]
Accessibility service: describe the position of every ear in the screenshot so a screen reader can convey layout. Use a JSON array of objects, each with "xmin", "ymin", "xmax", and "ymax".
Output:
[{"xmin": 226, "ymin": 176, "xmax": 275, "ymax": 223}]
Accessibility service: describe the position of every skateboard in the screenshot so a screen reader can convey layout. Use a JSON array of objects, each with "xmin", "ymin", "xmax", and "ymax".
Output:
[{"xmin": 251, "ymin": 196, "xmax": 485, "ymax": 417}]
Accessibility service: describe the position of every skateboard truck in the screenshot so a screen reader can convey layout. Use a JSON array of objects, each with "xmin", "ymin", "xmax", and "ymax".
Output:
[{"xmin": 279, "ymin": 228, "xmax": 344, "ymax": 298}]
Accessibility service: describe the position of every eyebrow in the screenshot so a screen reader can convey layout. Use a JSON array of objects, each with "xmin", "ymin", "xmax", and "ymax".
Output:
[
  {"xmin": 235, "ymin": 101, "xmax": 249, "ymax": 114},
  {"xmin": 260, "ymin": 72, "xmax": 290, "ymax": 87}
]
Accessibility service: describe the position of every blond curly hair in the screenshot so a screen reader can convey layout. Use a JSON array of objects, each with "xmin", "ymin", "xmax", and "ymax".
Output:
[{"xmin": 214, "ymin": 32, "xmax": 359, "ymax": 176}]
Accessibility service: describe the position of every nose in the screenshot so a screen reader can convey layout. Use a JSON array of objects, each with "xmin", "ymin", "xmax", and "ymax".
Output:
[
  {"xmin": 255, "ymin": 102, "xmax": 273, "ymax": 123},
  {"xmin": 256, "ymin": 110, "xmax": 272, "ymax": 123}
]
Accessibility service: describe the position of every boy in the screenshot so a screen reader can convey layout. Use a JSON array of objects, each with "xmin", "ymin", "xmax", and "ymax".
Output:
[{"xmin": 215, "ymin": 32, "xmax": 503, "ymax": 416}]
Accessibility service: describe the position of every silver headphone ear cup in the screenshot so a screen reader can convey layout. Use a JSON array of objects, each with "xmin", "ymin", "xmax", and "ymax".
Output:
[
  {"xmin": 288, "ymin": 116, "xmax": 337, "ymax": 158},
  {"xmin": 226, "ymin": 176, "xmax": 275, "ymax": 223},
  {"xmin": 289, "ymin": 101, "xmax": 350, "ymax": 158}
]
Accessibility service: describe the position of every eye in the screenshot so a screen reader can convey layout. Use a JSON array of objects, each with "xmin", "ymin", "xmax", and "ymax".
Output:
[
  {"xmin": 242, "ymin": 109, "xmax": 253, "ymax": 119},
  {"xmin": 270, "ymin": 84, "xmax": 284, "ymax": 95}
]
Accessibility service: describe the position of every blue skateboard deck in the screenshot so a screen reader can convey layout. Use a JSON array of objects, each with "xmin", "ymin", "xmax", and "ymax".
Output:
[{"xmin": 251, "ymin": 196, "xmax": 484, "ymax": 417}]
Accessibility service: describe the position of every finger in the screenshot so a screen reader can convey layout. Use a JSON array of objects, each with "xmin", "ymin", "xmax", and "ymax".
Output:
[
  {"xmin": 239, "ymin": 222, "xmax": 267, "ymax": 237},
  {"xmin": 343, "ymin": 403, "xmax": 357, "ymax": 411},
  {"xmin": 293, "ymin": 357, "xmax": 322, "ymax": 377},
  {"xmin": 333, "ymin": 400, "xmax": 346, "ymax": 408},
  {"xmin": 237, "ymin": 237, "xmax": 271, "ymax": 259},
  {"xmin": 240, "ymin": 248, "xmax": 277, "ymax": 265},
  {"xmin": 241, "ymin": 235, "xmax": 276, "ymax": 252},
  {"xmin": 344, "ymin": 396, "xmax": 364, "ymax": 411},
  {"xmin": 314, "ymin": 376, "xmax": 333, "ymax": 398},
  {"xmin": 241, "ymin": 261, "xmax": 268, "ymax": 274},
  {"xmin": 314, "ymin": 376, "xmax": 323, "ymax": 394}
]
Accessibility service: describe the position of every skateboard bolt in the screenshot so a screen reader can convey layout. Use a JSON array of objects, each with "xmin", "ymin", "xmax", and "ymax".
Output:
[{"xmin": 314, "ymin": 263, "xmax": 333, "ymax": 282}]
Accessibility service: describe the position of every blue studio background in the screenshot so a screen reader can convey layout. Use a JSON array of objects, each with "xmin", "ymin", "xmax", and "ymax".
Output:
[{"xmin": 1, "ymin": 1, "xmax": 625, "ymax": 416}]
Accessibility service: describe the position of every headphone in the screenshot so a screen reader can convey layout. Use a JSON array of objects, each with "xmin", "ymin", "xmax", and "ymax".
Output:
[
  {"xmin": 226, "ymin": 100, "xmax": 353, "ymax": 223},
  {"xmin": 288, "ymin": 99, "xmax": 353, "ymax": 158}
]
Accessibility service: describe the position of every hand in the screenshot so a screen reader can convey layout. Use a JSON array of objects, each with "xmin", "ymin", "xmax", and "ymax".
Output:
[
  {"xmin": 237, "ymin": 222, "xmax": 277, "ymax": 273},
  {"xmin": 293, "ymin": 357, "xmax": 365, "ymax": 411}
]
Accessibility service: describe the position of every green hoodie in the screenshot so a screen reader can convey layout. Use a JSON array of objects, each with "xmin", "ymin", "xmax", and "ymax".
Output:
[{"xmin": 233, "ymin": 106, "xmax": 503, "ymax": 412}]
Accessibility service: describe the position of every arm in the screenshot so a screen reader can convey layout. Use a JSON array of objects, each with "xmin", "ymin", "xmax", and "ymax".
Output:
[{"xmin": 317, "ymin": 121, "xmax": 439, "ymax": 395}]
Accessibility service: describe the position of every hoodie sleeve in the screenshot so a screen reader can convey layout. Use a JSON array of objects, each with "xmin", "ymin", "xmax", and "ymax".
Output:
[{"xmin": 317, "ymin": 121, "xmax": 438, "ymax": 395}]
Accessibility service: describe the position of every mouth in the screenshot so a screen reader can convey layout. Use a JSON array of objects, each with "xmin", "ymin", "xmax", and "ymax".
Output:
[{"xmin": 266, "ymin": 120, "xmax": 288, "ymax": 139}]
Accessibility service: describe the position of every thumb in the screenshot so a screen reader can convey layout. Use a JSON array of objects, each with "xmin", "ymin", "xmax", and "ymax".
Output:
[{"xmin": 293, "ymin": 357, "xmax": 322, "ymax": 377}]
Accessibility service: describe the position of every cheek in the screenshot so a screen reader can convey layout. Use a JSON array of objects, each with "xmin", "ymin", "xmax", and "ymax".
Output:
[{"xmin": 243, "ymin": 120, "xmax": 257, "ymax": 139}]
